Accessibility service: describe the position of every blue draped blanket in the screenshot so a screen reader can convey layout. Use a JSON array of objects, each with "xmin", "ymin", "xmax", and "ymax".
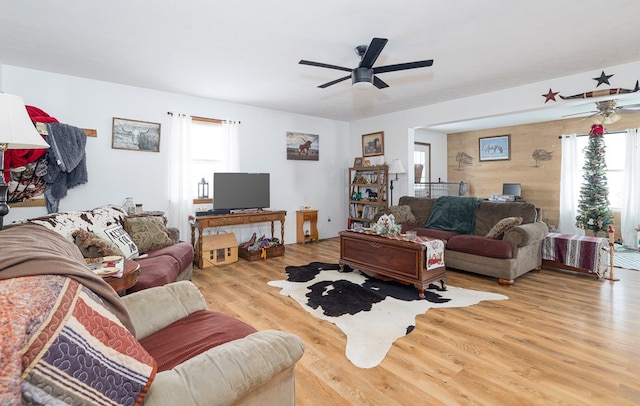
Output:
[{"xmin": 425, "ymin": 196, "xmax": 481, "ymax": 235}]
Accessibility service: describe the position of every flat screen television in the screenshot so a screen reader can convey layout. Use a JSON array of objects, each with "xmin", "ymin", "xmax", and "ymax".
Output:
[
  {"xmin": 502, "ymin": 183, "xmax": 522, "ymax": 199},
  {"xmin": 213, "ymin": 172, "xmax": 270, "ymax": 212}
]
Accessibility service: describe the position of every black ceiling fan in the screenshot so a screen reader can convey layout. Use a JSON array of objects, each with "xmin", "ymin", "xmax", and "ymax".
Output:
[{"xmin": 299, "ymin": 37, "xmax": 434, "ymax": 89}]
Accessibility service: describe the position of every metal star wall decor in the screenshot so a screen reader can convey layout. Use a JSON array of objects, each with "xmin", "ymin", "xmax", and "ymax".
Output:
[
  {"xmin": 593, "ymin": 71, "xmax": 614, "ymax": 87},
  {"xmin": 542, "ymin": 88, "xmax": 559, "ymax": 103}
]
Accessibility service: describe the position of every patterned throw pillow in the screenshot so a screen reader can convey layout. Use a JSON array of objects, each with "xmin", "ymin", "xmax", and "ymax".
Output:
[
  {"xmin": 95, "ymin": 224, "xmax": 139, "ymax": 259},
  {"xmin": 486, "ymin": 216, "xmax": 523, "ymax": 239},
  {"xmin": 72, "ymin": 229, "xmax": 124, "ymax": 258},
  {"xmin": 388, "ymin": 205, "xmax": 417, "ymax": 224},
  {"xmin": 124, "ymin": 215, "xmax": 173, "ymax": 253}
]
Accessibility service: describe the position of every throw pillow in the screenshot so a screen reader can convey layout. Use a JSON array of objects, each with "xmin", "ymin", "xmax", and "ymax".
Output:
[
  {"xmin": 124, "ymin": 215, "xmax": 173, "ymax": 253},
  {"xmin": 95, "ymin": 224, "xmax": 139, "ymax": 259},
  {"xmin": 486, "ymin": 216, "xmax": 523, "ymax": 239},
  {"xmin": 388, "ymin": 205, "xmax": 416, "ymax": 224},
  {"xmin": 72, "ymin": 229, "xmax": 124, "ymax": 258}
]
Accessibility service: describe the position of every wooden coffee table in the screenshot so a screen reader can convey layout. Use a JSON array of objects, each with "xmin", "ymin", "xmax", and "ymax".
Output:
[
  {"xmin": 339, "ymin": 230, "xmax": 446, "ymax": 298},
  {"xmin": 104, "ymin": 259, "xmax": 140, "ymax": 295}
]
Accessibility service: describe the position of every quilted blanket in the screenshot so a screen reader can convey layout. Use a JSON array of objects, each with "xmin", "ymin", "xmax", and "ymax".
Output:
[
  {"xmin": 1, "ymin": 275, "xmax": 156, "ymax": 405},
  {"xmin": 0, "ymin": 224, "xmax": 156, "ymax": 404}
]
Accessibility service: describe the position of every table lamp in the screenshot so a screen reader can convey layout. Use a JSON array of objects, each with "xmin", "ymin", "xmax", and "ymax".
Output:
[
  {"xmin": 0, "ymin": 93, "xmax": 50, "ymax": 229},
  {"xmin": 388, "ymin": 158, "xmax": 406, "ymax": 206}
]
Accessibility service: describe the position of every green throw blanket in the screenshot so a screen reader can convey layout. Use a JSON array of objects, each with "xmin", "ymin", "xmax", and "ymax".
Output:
[{"xmin": 425, "ymin": 196, "xmax": 481, "ymax": 234}]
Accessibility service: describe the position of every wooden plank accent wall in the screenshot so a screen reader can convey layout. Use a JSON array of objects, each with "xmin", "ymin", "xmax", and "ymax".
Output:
[{"xmin": 447, "ymin": 113, "xmax": 640, "ymax": 239}]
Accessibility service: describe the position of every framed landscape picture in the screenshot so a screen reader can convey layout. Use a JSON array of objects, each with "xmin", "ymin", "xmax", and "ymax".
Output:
[
  {"xmin": 362, "ymin": 131, "xmax": 384, "ymax": 157},
  {"xmin": 479, "ymin": 134, "xmax": 510, "ymax": 161},
  {"xmin": 112, "ymin": 117, "xmax": 161, "ymax": 152}
]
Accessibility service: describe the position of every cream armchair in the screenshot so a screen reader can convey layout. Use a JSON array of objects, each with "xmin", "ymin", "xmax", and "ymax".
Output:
[{"xmin": 121, "ymin": 281, "xmax": 305, "ymax": 406}]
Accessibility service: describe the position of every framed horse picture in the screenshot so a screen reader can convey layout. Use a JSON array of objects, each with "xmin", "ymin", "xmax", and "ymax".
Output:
[
  {"xmin": 479, "ymin": 134, "xmax": 510, "ymax": 161},
  {"xmin": 286, "ymin": 132, "xmax": 319, "ymax": 161},
  {"xmin": 362, "ymin": 131, "xmax": 384, "ymax": 157}
]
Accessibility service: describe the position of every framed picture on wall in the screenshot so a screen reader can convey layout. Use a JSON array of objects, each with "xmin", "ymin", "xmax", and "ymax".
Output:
[
  {"xmin": 362, "ymin": 131, "xmax": 384, "ymax": 157},
  {"xmin": 479, "ymin": 134, "xmax": 510, "ymax": 161},
  {"xmin": 112, "ymin": 117, "xmax": 161, "ymax": 152}
]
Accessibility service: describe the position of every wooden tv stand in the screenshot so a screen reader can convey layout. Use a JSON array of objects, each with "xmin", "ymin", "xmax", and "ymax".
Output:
[{"xmin": 191, "ymin": 210, "xmax": 286, "ymax": 268}]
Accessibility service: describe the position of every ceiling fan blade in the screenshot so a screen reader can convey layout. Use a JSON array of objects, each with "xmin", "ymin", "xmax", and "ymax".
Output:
[
  {"xmin": 373, "ymin": 76, "xmax": 389, "ymax": 89},
  {"xmin": 318, "ymin": 75, "xmax": 351, "ymax": 88},
  {"xmin": 359, "ymin": 38, "xmax": 388, "ymax": 69},
  {"xmin": 299, "ymin": 60, "xmax": 352, "ymax": 72},
  {"xmin": 561, "ymin": 110, "xmax": 597, "ymax": 118},
  {"xmin": 374, "ymin": 59, "xmax": 434, "ymax": 74},
  {"xmin": 620, "ymin": 103, "xmax": 640, "ymax": 109},
  {"xmin": 618, "ymin": 107, "xmax": 640, "ymax": 114}
]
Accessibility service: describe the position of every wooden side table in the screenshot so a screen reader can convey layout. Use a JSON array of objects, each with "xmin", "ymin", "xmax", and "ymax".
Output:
[
  {"xmin": 104, "ymin": 259, "xmax": 140, "ymax": 295},
  {"xmin": 296, "ymin": 210, "xmax": 318, "ymax": 244}
]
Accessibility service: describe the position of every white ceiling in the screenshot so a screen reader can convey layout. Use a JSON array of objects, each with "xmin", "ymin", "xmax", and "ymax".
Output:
[{"xmin": 2, "ymin": 0, "xmax": 640, "ymax": 131}]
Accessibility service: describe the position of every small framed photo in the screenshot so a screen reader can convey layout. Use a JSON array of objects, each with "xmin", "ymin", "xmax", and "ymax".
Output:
[
  {"xmin": 353, "ymin": 157, "xmax": 364, "ymax": 167},
  {"xmin": 479, "ymin": 135, "xmax": 510, "ymax": 161},
  {"xmin": 363, "ymin": 159, "xmax": 371, "ymax": 167},
  {"xmin": 362, "ymin": 131, "xmax": 384, "ymax": 157},
  {"xmin": 112, "ymin": 117, "xmax": 161, "ymax": 152}
]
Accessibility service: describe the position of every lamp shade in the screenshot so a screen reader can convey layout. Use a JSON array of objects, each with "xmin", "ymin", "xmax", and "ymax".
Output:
[
  {"xmin": 0, "ymin": 93, "xmax": 50, "ymax": 149},
  {"xmin": 388, "ymin": 159, "xmax": 406, "ymax": 175}
]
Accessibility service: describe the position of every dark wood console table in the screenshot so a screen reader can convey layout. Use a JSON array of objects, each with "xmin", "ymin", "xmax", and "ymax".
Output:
[{"xmin": 191, "ymin": 210, "xmax": 286, "ymax": 268}]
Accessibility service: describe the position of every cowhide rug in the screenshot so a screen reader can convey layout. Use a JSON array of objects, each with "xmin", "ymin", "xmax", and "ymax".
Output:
[{"xmin": 268, "ymin": 262, "xmax": 508, "ymax": 369}]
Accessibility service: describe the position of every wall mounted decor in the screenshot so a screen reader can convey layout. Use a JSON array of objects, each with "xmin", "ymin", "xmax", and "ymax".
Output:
[
  {"xmin": 455, "ymin": 152, "xmax": 473, "ymax": 170},
  {"xmin": 362, "ymin": 131, "xmax": 384, "ymax": 157},
  {"xmin": 479, "ymin": 135, "xmax": 510, "ymax": 162},
  {"xmin": 286, "ymin": 132, "xmax": 319, "ymax": 161},
  {"xmin": 532, "ymin": 149, "xmax": 553, "ymax": 167},
  {"xmin": 112, "ymin": 117, "xmax": 161, "ymax": 152}
]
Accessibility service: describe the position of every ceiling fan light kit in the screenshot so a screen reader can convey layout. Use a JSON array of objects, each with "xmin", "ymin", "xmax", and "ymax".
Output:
[
  {"xmin": 352, "ymin": 68, "xmax": 374, "ymax": 89},
  {"xmin": 299, "ymin": 37, "xmax": 433, "ymax": 90}
]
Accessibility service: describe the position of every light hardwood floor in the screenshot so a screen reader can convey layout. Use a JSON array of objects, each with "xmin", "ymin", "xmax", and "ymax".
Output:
[{"xmin": 191, "ymin": 238, "xmax": 640, "ymax": 406}]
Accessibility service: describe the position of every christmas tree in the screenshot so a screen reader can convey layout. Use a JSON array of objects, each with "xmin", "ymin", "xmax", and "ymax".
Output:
[{"xmin": 575, "ymin": 124, "xmax": 614, "ymax": 236}]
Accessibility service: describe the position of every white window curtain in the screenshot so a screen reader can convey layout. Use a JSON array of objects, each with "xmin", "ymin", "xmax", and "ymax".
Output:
[
  {"xmin": 621, "ymin": 128, "xmax": 640, "ymax": 248},
  {"xmin": 222, "ymin": 120, "xmax": 240, "ymax": 171},
  {"xmin": 558, "ymin": 134, "xmax": 585, "ymax": 236},
  {"xmin": 167, "ymin": 113, "xmax": 193, "ymax": 239}
]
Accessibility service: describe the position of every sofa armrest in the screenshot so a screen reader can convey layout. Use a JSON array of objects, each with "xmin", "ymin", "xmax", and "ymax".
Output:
[
  {"xmin": 120, "ymin": 281, "xmax": 207, "ymax": 340},
  {"xmin": 142, "ymin": 330, "xmax": 305, "ymax": 406},
  {"xmin": 503, "ymin": 222, "xmax": 549, "ymax": 254}
]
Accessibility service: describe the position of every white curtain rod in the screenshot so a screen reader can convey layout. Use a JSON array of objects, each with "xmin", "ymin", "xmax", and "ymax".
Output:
[
  {"xmin": 166, "ymin": 111, "xmax": 240, "ymax": 124},
  {"xmin": 558, "ymin": 129, "xmax": 628, "ymax": 139}
]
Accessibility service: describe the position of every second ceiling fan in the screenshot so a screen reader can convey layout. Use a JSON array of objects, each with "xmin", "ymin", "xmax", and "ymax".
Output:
[{"xmin": 299, "ymin": 37, "xmax": 434, "ymax": 89}]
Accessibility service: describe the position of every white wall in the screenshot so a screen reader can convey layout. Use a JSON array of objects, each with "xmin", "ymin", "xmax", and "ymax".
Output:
[{"xmin": 1, "ymin": 65, "xmax": 350, "ymax": 244}]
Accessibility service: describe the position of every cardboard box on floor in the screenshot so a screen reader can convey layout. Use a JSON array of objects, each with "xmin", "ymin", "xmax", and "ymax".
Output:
[{"xmin": 201, "ymin": 233, "xmax": 238, "ymax": 266}]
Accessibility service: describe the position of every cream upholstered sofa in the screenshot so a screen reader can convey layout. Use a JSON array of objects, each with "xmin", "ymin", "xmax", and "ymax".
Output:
[
  {"xmin": 0, "ymin": 224, "xmax": 304, "ymax": 406},
  {"xmin": 122, "ymin": 281, "xmax": 305, "ymax": 406}
]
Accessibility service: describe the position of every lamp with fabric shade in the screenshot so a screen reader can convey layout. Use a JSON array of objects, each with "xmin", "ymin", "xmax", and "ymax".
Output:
[
  {"xmin": 0, "ymin": 92, "xmax": 50, "ymax": 229},
  {"xmin": 388, "ymin": 159, "xmax": 406, "ymax": 206}
]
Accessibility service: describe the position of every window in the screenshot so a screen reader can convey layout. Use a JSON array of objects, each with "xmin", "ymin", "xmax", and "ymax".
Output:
[
  {"xmin": 191, "ymin": 118, "xmax": 224, "ymax": 198},
  {"xmin": 576, "ymin": 132, "xmax": 625, "ymax": 209}
]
